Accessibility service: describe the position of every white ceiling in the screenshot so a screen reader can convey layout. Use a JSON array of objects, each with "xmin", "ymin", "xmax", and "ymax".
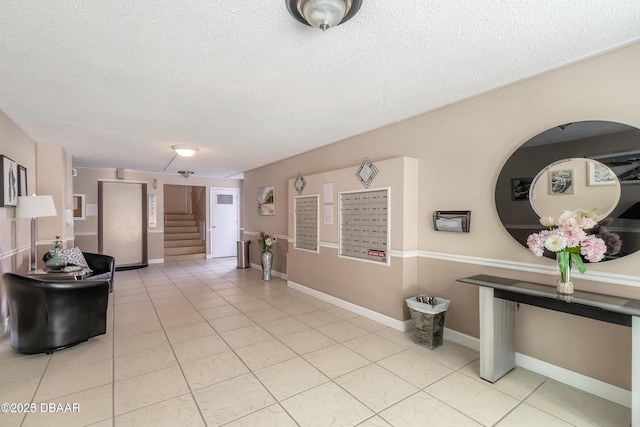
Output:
[{"xmin": 1, "ymin": 1, "xmax": 639, "ymax": 178}]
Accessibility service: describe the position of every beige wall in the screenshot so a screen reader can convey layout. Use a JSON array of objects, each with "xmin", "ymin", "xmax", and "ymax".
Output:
[
  {"xmin": 242, "ymin": 42, "xmax": 640, "ymax": 390},
  {"xmin": 286, "ymin": 157, "xmax": 419, "ymax": 319},
  {"xmin": 0, "ymin": 112, "xmax": 72, "ymax": 335},
  {"xmin": 73, "ymin": 167, "xmax": 242, "ymax": 261}
]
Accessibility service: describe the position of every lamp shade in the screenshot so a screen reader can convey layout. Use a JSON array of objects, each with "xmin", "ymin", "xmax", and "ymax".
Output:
[
  {"xmin": 172, "ymin": 145, "xmax": 198, "ymax": 158},
  {"xmin": 287, "ymin": 0, "xmax": 361, "ymax": 31},
  {"xmin": 16, "ymin": 195, "xmax": 57, "ymax": 218},
  {"xmin": 302, "ymin": 0, "xmax": 348, "ymax": 30}
]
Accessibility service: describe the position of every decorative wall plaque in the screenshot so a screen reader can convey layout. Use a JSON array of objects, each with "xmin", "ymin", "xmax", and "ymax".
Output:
[
  {"xmin": 294, "ymin": 173, "xmax": 306, "ymax": 194},
  {"xmin": 355, "ymin": 157, "xmax": 378, "ymax": 188}
]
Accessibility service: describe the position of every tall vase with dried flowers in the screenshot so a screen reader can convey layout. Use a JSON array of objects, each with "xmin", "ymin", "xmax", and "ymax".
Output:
[{"xmin": 257, "ymin": 232, "xmax": 277, "ymax": 280}]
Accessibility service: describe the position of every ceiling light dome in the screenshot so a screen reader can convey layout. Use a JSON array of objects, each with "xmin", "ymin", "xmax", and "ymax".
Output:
[
  {"xmin": 287, "ymin": 0, "xmax": 362, "ymax": 31},
  {"xmin": 172, "ymin": 145, "xmax": 198, "ymax": 158}
]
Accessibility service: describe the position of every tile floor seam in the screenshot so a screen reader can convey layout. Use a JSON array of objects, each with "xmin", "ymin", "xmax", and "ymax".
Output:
[
  {"xmin": 330, "ymin": 372, "xmax": 410, "ymax": 416},
  {"xmin": 420, "ymin": 388, "xmax": 492, "ymax": 426},
  {"xmin": 145, "ymin": 268, "xmax": 210, "ymax": 426},
  {"xmin": 18, "ymin": 355, "xmax": 51, "ymax": 427},
  {"xmin": 520, "ymin": 378, "xmax": 586, "ymax": 426}
]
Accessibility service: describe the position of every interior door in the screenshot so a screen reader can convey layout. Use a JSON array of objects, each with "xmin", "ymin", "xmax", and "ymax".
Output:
[
  {"xmin": 99, "ymin": 181, "xmax": 148, "ymax": 268},
  {"xmin": 210, "ymin": 188, "xmax": 239, "ymax": 258}
]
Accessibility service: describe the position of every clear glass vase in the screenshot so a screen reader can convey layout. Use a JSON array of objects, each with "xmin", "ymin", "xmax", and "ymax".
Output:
[{"xmin": 556, "ymin": 261, "xmax": 573, "ymax": 295}]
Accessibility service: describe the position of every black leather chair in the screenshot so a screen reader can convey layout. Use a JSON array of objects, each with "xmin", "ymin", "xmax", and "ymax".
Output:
[
  {"xmin": 43, "ymin": 251, "xmax": 115, "ymax": 292},
  {"xmin": 2, "ymin": 273, "xmax": 109, "ymax": 354}
]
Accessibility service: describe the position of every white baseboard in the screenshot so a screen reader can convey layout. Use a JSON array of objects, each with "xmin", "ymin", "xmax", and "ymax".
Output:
[
  {"xmin": 443, "ymin": 327, "xmax": 480, "ymax": 352},
  {"xmin": 286, "ymin": 280, "xmax": 630, "ymax": 408},
  {"xmin": 442, "ymin": 328, "xmax": 631, "ymax": 408},
  {"xmin": 287, "ymin": 280, "xmax": 410, "ymax": 332},
  {"xmin": 515, "ymin": 353, "xmax": 631, "ymax": 408},
  {"xmin": 148, "ymin": 258, "xmax": 164, "ymax": 264}
]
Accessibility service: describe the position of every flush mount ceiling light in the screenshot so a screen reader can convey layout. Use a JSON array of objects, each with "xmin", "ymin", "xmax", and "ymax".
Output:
[
  {"xmin": 178, "ymin": 171, "xmax": 194, "ymax": 178},
  {"xmin": 172, "ymin": 145, "xmax": 198, "ymax": 158},
  {"xmin": 163, "ymin": 145, "xmax": 199, "ymax": 172},
  {"xmin": 286, "ymin": 0, "xmax": 362, "ymax": 31}
]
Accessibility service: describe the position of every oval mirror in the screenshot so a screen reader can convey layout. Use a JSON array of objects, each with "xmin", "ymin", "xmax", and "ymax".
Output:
[
  {"xmin": 529, "ymin": 158, "xmax": 621, "ymax": 218},
  {"xmin": 495, "ymin": 120, "xmax": 640, "ymax": 260}
]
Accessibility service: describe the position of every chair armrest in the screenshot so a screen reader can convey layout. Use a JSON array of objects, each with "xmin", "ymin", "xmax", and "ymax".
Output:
[{"xmin": 83, "ymin": 252, "xmax": 115, "ymax": 275}]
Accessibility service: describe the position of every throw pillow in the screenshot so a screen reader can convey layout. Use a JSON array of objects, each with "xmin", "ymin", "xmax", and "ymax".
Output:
[{"xmin": 57, "ymin": 247, "xmax": 93, "ymax": 273}]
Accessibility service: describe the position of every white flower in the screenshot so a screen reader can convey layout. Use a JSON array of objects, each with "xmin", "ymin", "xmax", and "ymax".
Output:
[
  {"xmin": 264, "ymin": 238, "xmax": 272, "ymax": 247},
  {"xmin": 544, "ymin": 235, "xmax": 567, "ymax": 252}
]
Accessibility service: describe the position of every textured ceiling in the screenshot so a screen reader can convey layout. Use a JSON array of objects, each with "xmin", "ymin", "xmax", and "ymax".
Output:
[{"xmin": 1, "ymin": 1, "xmax": 639, "ymax": 178}]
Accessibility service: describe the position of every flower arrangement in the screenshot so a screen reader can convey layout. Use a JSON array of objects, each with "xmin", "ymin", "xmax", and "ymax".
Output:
[
  {"xmin": 53, "ymin": 235, "xmax": 64, "ymax": 250},
  {"xmin": 257, "ymin": 232, "xmax": 277, "ymax": 252},
  {"xmin": 527, "ymin": 210, "xmax": 620, "ymax": 290}
]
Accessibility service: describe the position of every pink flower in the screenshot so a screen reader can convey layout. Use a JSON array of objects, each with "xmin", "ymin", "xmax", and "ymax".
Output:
[
  {"xmin": 558, "ymin": 226, "xmax": 587, "ymax": 248},
  {"xmin": 580, "ymin": 235, "xmax": 607, "ymax": 262},
  {"xmin": 527, "ymin": 230, "xmax": 549, "ymax": 257}
]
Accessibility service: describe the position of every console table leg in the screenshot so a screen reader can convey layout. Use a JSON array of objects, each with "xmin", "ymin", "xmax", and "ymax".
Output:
[{"xmin": 479, "ymin": 286, "xmax": 516, "ymax": 383}]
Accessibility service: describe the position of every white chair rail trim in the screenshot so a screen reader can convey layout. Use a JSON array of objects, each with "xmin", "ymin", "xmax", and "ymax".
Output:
[{"xmin": 420, "ymin": 251, "xmax": 640, "ymax": 288}]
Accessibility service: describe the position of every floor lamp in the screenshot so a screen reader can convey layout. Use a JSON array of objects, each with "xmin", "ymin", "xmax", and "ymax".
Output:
[{"xmin": 16, "ymin": 195, "xmax": 57, "ymax": 271}]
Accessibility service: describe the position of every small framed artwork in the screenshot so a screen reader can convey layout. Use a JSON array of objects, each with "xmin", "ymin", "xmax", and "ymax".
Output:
[
  {"xmin": 1, "ymin": 155, "xmax": 18, "ymax": 207},
  {"xmin": 18, "ymin": 165, "xmax": 27, "ymax": 196},
  {"xmin": 73, "ymin": 194, "xmax": 86, "ymax": 220},
  {"xmin": 258, "ymin": 185, "xmax": 275, "ymax": 216},
  {"xmin": 511, "ymin": 178, "xmax": 532, "ymax": 201},
  {"xmin": 550, "ymin": 169, "xmax": 573, "ymax": 195},
  {"xmin": 588, "ymin": 161, "xmax": 617, "ymax": 186}
]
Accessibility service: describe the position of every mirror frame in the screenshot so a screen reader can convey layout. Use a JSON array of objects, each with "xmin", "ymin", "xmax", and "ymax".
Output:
[{"xmin": 495, "ymin": 120, "xmax": 640, "ymax": 260}]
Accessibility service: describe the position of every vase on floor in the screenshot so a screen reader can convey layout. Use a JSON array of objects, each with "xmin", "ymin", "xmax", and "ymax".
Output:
[
  {"xmin": 556, "ymin": 261, "xmax": 573, "ymax": 295},
  {"xmin": 45, "ymin": 247, "xmax": 65, "ymax": 271},
  {"xmin": 261, "ymin": 251, "xmax": 272, "ymax": 281}
]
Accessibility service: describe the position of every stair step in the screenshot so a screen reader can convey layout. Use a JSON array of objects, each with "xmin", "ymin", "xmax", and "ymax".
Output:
[
  {"xmin": 166, "ymin": 214, "xmax": 194, "ymax": 221},
  {"xmin": 164, "ymin": 232, "xmax": 201, "ymax": 241},
  {"xmin": 165, "ymin": 226, "xmax": 199, "ymax": 233},
  {"xmin": 165, "ymin": 246, "xmax": 206, "ymax": 256},
  {"xmin": 164, "ymin": 239, "xmax": 204, "ymax": 248},
  {"xmin": 165, "ymin": 220, "xmax": 197, "ymax": 227},
  {"xmin": 165, "ymin": 253, "xmax": 206, "ymax": 262}
]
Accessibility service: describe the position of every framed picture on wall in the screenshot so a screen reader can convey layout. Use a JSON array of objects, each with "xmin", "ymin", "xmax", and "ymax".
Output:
[
  {"xmin": 588, "ymin": 149, "xmax": 640, "ymax": 184},
  {"xmin": 0, "ymin": 155, "xmax": 18, "ymax": 207},
  {"xmin": 73, "ymin": 194, "xmax": 86, "ymax": 220},
  {"xmin": 588, "ymin": 161, "xmax": 617, "ymax": 186},
  {"xmin": 550, "ymin": 169, "xmax": 573, "ymax": 195},
  {"xmin": 18, "ymin": 165, "xmax": 27, "ymax": 196},
  {"xmin": 511, "ymin": 177, "xmax": 532, "ymax": 201},
  {"xmin": 258, "ymin": 185, "xmax": 275, "ymax": 216}
]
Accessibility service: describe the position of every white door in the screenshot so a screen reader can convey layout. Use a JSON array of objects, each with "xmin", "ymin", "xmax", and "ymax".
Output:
[{"xmin": 210, "ymin": 188, "xmax": 239, "ymax": 258}]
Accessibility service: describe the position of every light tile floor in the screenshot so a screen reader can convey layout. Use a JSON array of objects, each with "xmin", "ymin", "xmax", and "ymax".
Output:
[{"xmin": 0, "ymin": 258, "xmax": 632, "ymax": 426}]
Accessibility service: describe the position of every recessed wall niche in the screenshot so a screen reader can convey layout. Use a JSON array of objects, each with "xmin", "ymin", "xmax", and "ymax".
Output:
[
  {"xmin": 339, "ymin": 188, "xmax": 389, "ymax": 264},
  {"xmin": 294, "ymin": 195, "xmax": 319, "ymax": 252}
]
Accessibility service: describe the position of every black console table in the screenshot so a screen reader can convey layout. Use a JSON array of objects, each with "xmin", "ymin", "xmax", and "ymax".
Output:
[{"xmin": 457, "ymin": 274, "xmax": 640, "ymax": 426}]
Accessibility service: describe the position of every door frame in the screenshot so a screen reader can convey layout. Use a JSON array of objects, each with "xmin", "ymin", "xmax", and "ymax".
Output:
[{"xmin": 210, "ymin": 187, "xmax": 240, "ymax": 258}]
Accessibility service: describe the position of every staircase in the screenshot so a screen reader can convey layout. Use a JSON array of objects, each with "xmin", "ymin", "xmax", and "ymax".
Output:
[{"xmin": 164, "ymin": 214, "xmax": 206, "ymax": 262}]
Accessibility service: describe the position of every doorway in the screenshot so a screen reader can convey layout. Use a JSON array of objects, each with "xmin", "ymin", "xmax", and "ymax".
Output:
[
  {"xmin": 210, "ymin": 187, "xmax": 239, "ymax": 258},
  {"xmin": 99, "ymin": 181, "xmax": 148, "ymax": 268}
]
